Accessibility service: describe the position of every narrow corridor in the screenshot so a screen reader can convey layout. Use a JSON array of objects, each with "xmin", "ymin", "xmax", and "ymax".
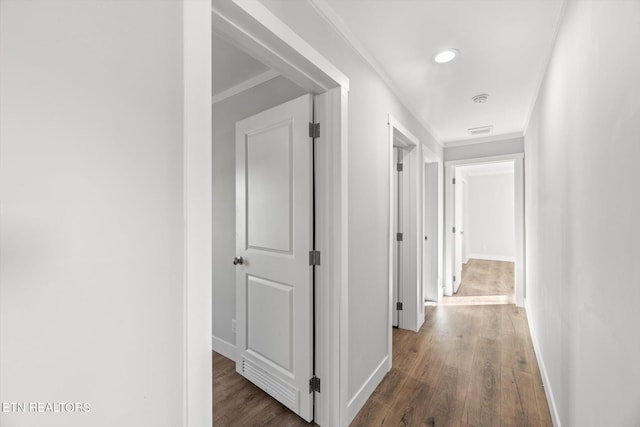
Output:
[{"xmin": 352, "ymin": 305, "xmax": 551, "ymax": 426}]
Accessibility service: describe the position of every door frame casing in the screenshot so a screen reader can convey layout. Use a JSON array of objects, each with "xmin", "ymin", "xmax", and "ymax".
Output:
[
  {"xmin": 207, "ymin": 1, "xmax": 350, "ymax": 425},
  {"xmin": 387, "ymin": 115, "xmax": 423, "ymax": 342},
  {"xmin": 184, "ymin": 1, "xmax": 212, "ymax": 426},
  {"xmin": 444, "ymin": 153, "xmax": 525, "ymax": 306}
]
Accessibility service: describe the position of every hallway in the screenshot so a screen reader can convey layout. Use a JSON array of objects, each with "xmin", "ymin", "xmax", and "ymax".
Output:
[
  {"xmin": 443, "ymin": 259, "xmax": 515, "ymax": 306},
  {"xmin": 352, "ymin": 305, "xmax": 551, "ymax": 426},
  {"xmin": 213, "ymin": 304, "xmax": 551, "ymax": 426},
  {"xmin": 458, "ymin": 260, "xmax": 514, "ymax": 297}
]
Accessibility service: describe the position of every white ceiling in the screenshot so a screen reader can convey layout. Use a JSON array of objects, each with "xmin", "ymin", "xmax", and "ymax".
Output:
[
  {"xmin": 317, "ymin": 0, "xmax": 565, "ymax": 144},
  {"xmin": 212, "ymin": 34, "xmax": 271, "ymax": 96}
]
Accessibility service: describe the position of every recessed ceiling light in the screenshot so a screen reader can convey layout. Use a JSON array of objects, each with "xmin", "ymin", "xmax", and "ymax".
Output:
[{"xmin": 433, "ymin": 49, "xmax": 458, "ymax": 64}]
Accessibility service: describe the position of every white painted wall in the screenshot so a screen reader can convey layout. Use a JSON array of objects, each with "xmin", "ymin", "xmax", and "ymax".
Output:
[
  {"xmin": 444, "ymin": 136, "xmax": 524, "ymax": 161},
  {"xmin": 0, "ymin": 1, "xmax": 211, "ymax": 426},
  {"xmin": 524, "ymin": 1, "xmax": 640, "ymax": 425},
  {"xmin": 256, "ymin": 1, "xmax": 443, "ymax": 421},
  {"xmin": 212, "ymin": 74, "xmax": 306, "ymax": 355},
  {"xmin": 466, "ymin": 173, "xmax": 515, "ymax": 261}
]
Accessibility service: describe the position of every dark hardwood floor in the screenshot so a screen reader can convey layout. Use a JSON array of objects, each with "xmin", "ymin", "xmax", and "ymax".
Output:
[
  {"xmin": 351, "ymin": 305, "xmax": 552, "ymax": 426},
  {"xmin": 214, "ymin": 304, "xmax": 551, "ymax": 426},
  {"xmin": 213, "ymin": 351, "xmax": 314, "ymax": 426}
]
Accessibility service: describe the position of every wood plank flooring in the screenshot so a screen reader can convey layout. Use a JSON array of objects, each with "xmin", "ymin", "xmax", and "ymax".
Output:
[
  {"xmin": 442, "ymin": 259, "xmax": 515, "ymax": 306},
  {"xmin": 213, "ymin": 306, "xmax": 552, "ymax": 426},
  {"xmin": 351, "ymin": 305, "xmax": 552, "ymax": 427},
  {"xmin": 213, "ymin": 352, "xmax": 314, "ymax": 427},
  {"xmin": 457, "ymin": 259, "xmax": 514, "ymax": 297}
]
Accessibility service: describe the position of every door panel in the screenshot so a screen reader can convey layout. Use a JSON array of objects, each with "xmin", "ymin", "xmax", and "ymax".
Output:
[
  {"xmin": 235, "ymin": 94, "xmax": 314, "ymax": 421},
  {"xmin": 246, "ymin": 275, "xmax": 293, "ymax": 370},
  {"xmin": 246, "ymin": 123, "xmax": 293, "ymax": 253}
]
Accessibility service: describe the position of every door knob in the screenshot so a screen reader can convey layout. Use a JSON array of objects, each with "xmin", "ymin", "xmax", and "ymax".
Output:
[{"xmin": 233, "ymin": 256, "xmax": 244, "ymax": 266}]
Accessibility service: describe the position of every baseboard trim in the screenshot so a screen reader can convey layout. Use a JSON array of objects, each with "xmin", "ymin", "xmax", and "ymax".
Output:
[
  {"xmin": 524, "ymin": 299, "xmax": 562, "ymax": 427},
  {"xmin": 468, "ymin": 253, "xmax": 515, "ymax": 262},
  {"xmin": 346, "ymin": 355, "xmax": 389, "ymax": 424},
  {"xmin": 212, "ymin": 335, "xmax": 236, "ymax": 361}
]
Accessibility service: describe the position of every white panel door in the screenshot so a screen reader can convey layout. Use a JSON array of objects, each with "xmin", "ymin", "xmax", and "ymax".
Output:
[{"xmin": 235, "ymin": 94, "xmax": 314, "ymax": 422}]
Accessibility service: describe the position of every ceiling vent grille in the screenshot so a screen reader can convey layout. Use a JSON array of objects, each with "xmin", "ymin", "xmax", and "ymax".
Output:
[
  {"xmin": 472, "ymin": 94, "xmax": 490, "ymax": 103},
  {"xmin": 468, "ymin": 125, "xmax": 493, "ymax": 136}
]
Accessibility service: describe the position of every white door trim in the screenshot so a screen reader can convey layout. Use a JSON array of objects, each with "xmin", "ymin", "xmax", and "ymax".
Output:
[
  {"xmin": 212, "ymin": 0, "xmax": 349, "ymax": 93},
  {"xmin": 207, "ymin": 2, "xmax": 350, "ymax": 425},
  {"xmin": 444, "ymin": 153, "xmax": 525, "ymax": 306},
  {"xmin": 315, "ymin": 88, "xmax": 349, "ymax": 426},
  {"xmin": 184, "ymin": 1, "xmax": 212, "ymax": 426}
]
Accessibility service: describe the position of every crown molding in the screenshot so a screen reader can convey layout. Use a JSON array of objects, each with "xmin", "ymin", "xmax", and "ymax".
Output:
[
  {"xmin": 443, "ymin": 132, "xmax": 524, "ymax": 148},
  {"xmin": 309, "ymin": 0, "xmax": 443, "ymax": 147},
  {"xmin": 522, "ymin": 0, "xmax": 568, "ymax": 136}
]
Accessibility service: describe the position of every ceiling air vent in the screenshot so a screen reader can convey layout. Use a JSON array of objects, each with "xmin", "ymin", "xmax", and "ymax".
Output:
[
  {"xmin": 472, "ymin": 94, "xmax": 490, "ymax": 103},
  {"xmin": 468, "ymin": 125, "xmax": 493, "ymax": 136}
]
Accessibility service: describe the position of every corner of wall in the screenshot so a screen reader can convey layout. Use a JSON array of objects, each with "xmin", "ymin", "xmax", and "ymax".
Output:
[
  {"xmin": 524, "ymin": 299, "xmax": 562, "ymax": 427},
  {"xmin": 346, "ymin": 355, "xmax": 390, "ymax": 424},
  {"xmin": 212, "ymin": 335, "xmax": 236, "ymax": 362}
]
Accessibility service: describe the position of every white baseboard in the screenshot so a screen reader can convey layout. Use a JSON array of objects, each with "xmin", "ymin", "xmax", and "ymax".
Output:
[
  {"xmin": 468, "ymin": 253, "xmax": 515, "ymax": 262},
  {"xmin": 524, "ymin": 299, "xmax": 561, "ymax": 427},
  {"xmin": 212, "ymin": 335, "xmax": 236, "ymax": 361},
  {"xmin": 346, "ymin": 355, "xmax": 389, "ymax": 424}
]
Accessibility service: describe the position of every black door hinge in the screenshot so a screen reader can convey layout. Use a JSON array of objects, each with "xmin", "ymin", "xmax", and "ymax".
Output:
[
  {"xmin": 309, "ymin": 122, "xmax": 320, "ymax": 139},
  {"xmin": 309, "ymin": 250, "xmax": 321, "ymax": 266},
  {"xmin": 397, "ymin": 302, "xmax": 403, "ymax": 311},
  {"xmin": 309, "ymin": 376, "xmax": 321, "ymax": 393},
  {"xmin": 397, "ymin": 163, "xmax": 403, "ymax": 172}
]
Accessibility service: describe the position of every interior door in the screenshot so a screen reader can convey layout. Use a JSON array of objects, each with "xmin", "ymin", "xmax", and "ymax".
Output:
[
  {"xmin": 423, "ymin": 162, "xmax": 434, "ymax": 302},
  {"xmin": 462, "ymin": 180, "xmax": 468, "ymax": 264},
  {"xmin": 235, "ymin": 94, "xmax": 314, "ymax": 422},
  {"xmin": 453, "ymin": 171, "xmax": 463, "ymax": 293}
]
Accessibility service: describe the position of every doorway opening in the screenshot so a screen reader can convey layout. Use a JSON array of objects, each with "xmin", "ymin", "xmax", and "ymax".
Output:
[
  {"xmin": 208, "ymin": 1, "xmax": 350, "ymax": 424},
  {"xmin": 384, "ymin": 116, "xmax": 445, "ymax": 425},
  {"xmin": 386, "ymin": 114, "xmax": 443, "ymax": 340},
  {"xmin": 392, "ymin": 145, "xmax": 411, "ymax": 328},
  {"xmin": 443, "ymin": 155, "xmax": 525, "ymax": 306},
  {"xmin": 211, "ymin": 35, "xmax": 316, "ymax": 420},
  {"xmin": 387, "ymin": 116, "xmax": 421, "ymax": 335}
]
